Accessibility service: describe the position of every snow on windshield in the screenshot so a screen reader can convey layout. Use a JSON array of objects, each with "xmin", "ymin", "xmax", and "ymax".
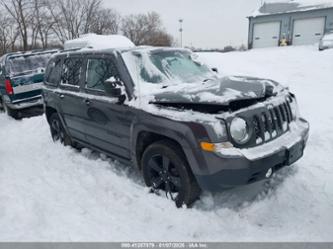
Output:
[
  {"xmin": 7, "ymin": 53, "xmax": 54, "ymax": 76},
  {"xmin": 122, "ymin": 49, "xmax": 216, "ymax": 85}
]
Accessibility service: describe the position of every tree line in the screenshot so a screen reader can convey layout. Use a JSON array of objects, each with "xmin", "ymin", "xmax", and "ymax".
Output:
[{"xmin": 0, "ymin": 0, "xmax": 174, "ymax": 55}]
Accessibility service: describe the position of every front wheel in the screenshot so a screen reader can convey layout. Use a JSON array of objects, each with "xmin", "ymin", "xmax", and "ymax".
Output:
[
  {"xmin": 49, "ymin": 113, "xmax": 72, "ymax": 146},
  {"xmin": 141, "ymin": 140, "xmax": 201, "ymax": 208}
]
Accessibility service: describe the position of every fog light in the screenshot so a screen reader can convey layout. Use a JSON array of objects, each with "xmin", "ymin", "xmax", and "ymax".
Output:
[{"xmin": 266, "ymin": 168, "xmax": 273, "ymax": 178}]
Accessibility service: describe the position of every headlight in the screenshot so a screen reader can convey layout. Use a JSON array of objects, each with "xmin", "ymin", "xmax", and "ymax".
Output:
[{"xmin": 229, "ymin": 117, "xmax": 250, "ymax": 144}]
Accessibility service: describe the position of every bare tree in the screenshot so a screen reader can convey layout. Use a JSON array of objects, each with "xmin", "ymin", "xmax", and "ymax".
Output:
[
  {"xmin": 0, "ymin": 12, "xmax": 20, "ymax": 54},
  {"xmin": 121, "ymin": 11, "xmax": 173, "ymax": 46},
  {"xmin": 90, "ymin": 8, "xmax": 120, "ymax": 35},
  {"xmin": 0, "ymin": 0, "xmax": 33, "ymax": 51},
  {"xmin": 81, "ymin": 0, "xmax": 102, "ymax": 34},
  {"xmin": 31, "ymin": 0, "xmax": 55, "ymax": 48},
  {"xmin": 145, "ymin": 31, "xmax": 174, "ymax": 47},
  {"xmin": 46, "ymin": 0, "xmax": 102, "ymax": 43},
  {"xmin": 0, "ymin": 1, "xmax": 173, "ymax": 55}
]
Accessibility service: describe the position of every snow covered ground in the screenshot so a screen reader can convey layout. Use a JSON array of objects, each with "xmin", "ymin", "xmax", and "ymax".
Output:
[{"xmin": 0, "ymin": 45, "xmax": 332, "ymax": 241}]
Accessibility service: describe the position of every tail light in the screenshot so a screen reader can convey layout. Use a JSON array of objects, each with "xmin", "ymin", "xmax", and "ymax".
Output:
[{"xmin": 5, "ymin": 79, "xmax": 14, "ymax": 95}]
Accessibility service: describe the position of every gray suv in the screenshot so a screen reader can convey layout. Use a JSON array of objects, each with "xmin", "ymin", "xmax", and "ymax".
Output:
[{"xmin": 43, "ymin": 47, "xmax": 309, "ymax": 207}]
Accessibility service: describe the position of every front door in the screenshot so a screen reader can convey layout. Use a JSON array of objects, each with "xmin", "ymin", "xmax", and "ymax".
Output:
[
  {"xmin": 58, "ymin": 56, "xmax": 87, "ymax": 142},
  {"xmin": 82, "ymin": 56, "xmax": 133, "ymax": 160}
]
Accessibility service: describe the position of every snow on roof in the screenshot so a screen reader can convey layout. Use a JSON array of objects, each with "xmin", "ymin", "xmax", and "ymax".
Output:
[
  {"xmin": 250, "ymin": 0, "xmax": 333, "ymax": 17},
  {"xmin": 64, "ymin": 34, "xmax": 135, "ymax": 50}
]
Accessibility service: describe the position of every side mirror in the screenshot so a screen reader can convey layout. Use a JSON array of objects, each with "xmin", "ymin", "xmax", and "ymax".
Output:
[
  {"xmin": 212, "ymin": 67, "xmax": 219, "ymax": 73},
  {"xmin": 104, "ymin": 78, "xmax": 126, "ymax": 102}
]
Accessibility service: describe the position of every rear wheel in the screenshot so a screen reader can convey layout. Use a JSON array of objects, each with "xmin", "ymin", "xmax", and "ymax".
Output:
[
  {"xmin": 0, "ymin": 96, "xmax": 3, "ymax": 111},
  {"xmin": 141, "ymin": 140, "xmax": 201, "ymax": 208},
  {"xmin": 49, "ymin": 113, "xmax": 72, "ymax": 146}
]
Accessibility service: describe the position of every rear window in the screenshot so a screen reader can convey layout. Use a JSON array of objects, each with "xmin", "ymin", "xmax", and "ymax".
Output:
[{"xmin": 6, "ymin": 52, "xmax": 55, "ymax": 76}]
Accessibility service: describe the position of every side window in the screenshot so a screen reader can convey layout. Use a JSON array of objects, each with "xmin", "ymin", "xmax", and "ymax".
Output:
[
  {"xmin": 61, "ymin": 58, "xmax": 82, "ymax": 87},
  {"xmin": 86, "ymin": 58, "xmax": 118, "ymax": 91},
  {"xmin": 45, "ymin": 58, "xmax": 62, "ymax": 85}
]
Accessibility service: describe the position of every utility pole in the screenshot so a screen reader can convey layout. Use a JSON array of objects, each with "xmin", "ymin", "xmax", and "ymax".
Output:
[{"xmin": 179, "ymin": 19, "xmax": 183, "ymax": 47}]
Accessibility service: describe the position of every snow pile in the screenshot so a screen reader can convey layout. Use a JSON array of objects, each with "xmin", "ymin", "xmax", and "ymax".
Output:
[
  {"xmin": 64, "ymin": 34, "xmax": 135, "ymax": 50},
  {"xmin": 0, "ymin": 45, "xmax": 333, "ymax": 241},
  {"xmin": 322, "ymin": 33, "xmax": 333, "ymax": 40}
]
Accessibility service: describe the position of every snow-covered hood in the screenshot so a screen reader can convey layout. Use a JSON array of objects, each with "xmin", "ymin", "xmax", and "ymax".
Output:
[{"xmin": 151, "ymin": 76, "xmax": 284, "ymax": 106}]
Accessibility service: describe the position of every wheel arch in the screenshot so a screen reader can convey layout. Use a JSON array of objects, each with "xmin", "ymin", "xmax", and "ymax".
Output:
[
  {"xmin": 135, "ymin": 131, "xmax": 185, "ymax": 170},
  {"xmin": 44, "ymin": 105, "xmax": 71, "ymax": 138},
  {"xmin": 131, "ymin": 122, "xmax": 206, "ymax": 177}
]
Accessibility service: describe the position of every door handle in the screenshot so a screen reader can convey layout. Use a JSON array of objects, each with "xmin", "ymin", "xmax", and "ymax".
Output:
[
  {"xmin": 84, "ymin": 99, "xmax": 91, "ymax": 105},
  {"xmin": 59, "ymin": 94, "xmax": 65, "ymax": 99}
]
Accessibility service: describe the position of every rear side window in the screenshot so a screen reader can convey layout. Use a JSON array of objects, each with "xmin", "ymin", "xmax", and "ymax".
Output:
[
  {"xmin": 86, "ymin": 58, "xmax": 118, "ymax": 91},
  {"xmin": 61, "ymin": 58, "xmax": 82, "ymax": 87},
  {"xmin": 45, "ymin": 58, "xmax": 62, "ymax": 86}
]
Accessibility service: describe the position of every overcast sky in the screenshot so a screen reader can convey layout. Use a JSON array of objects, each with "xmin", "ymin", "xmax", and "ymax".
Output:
[{"xmin": 103, "ymin": 0, "xmax": 261, "ymax": 48}]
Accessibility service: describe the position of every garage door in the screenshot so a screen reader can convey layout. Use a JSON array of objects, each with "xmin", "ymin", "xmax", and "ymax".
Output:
[
  {"xmin": 253, "ymin": 22, "xmax": 280, "ymax": 48},
  {"xmin": 293, "ymin": 17, "xmax": 325, "ymax": 45}
]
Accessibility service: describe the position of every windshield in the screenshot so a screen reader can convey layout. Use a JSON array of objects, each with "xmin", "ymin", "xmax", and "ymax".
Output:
[
  {"xmin": 6, "ymin": 52, "xmax": 55, "ymax": 76},
  {"xmin": 122, "ymin": 49, "xmax": 217, "ymax": 84}
]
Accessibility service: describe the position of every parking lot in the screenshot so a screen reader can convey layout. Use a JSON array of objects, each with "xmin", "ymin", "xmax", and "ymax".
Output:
[{"xmin": 0, "ymin": 45, "xmax": 332, "ymax": 241}]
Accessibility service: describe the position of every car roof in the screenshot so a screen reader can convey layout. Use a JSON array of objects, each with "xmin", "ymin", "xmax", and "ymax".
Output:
[{"xmin": 55, "ymin": 46, "xmax": 191, "ymax": 58}]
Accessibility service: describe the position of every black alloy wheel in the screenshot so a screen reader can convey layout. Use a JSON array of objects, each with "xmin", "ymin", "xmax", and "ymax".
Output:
[
  {"xmin": 142, "ymin": 140, "xmax": 201, "ymax": 208},
  {"xmin": 148, "ymin": 154, "xmax": 182, "ymax": 201}
]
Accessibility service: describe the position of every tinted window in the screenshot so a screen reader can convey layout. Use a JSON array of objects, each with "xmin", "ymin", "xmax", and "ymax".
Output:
[
  {"xmin": 86, "ymin": 58, "xmax": 118, "ymax": 91},
  {"xmin": 61, "ymin": 58, "xmax": 82, "ymax": 86},
  {"xmin": 45, "ymin": 58, "xmax": 62, "ymax": 85}
]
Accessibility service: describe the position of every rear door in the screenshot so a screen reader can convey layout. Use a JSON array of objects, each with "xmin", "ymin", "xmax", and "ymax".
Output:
[
  {"xmin": 253, "ymin": 22, "xmax": 281, "ymax": 48},
  {"xmin": 293, "ymin": 17, "xmax": 325, "ymax": 45},
  {"xmin": 82, "ymin": 55, "xmax": 132, "ymax": 159},
  {"xmin": 57, "ymin": 56, "xmax": 87, "ymax": 142}
]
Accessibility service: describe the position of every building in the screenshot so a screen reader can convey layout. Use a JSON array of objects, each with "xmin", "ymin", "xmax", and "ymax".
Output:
[{"xmin": 248, "ymin": 0, "xmax": 333, "ymax": 49}]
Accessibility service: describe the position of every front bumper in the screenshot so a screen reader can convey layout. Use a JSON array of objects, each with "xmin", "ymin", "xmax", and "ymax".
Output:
[
  {"xmin": 6, "ymin": 95, "xmax": 43, "ymax": 110},
  {"xmin": 195, "ymin": 118, "xmax": 309, "ymax": 191}
]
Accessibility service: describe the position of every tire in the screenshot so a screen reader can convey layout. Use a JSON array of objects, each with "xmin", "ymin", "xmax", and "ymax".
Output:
[
  {"xmin": 3, "ymin": 101, "xmax": 21, "ymax": 119},
  {"xmin": 49, "ymin": 113, "xmax": 72, "ymax": 146},
  {"xmin": 0, "ymin": 96, "xmax": 4, "ymax": 112},
  {"xmin": 141, "ymin": 140, "xmax": 201, "ymax": 208}
]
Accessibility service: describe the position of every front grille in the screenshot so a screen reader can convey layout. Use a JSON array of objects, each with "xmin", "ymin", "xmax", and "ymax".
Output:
[
  {"xmin": 252, "ymin": 99, "xmax": 293, "ymax": 145},
  {"xmin": 227, "ymin": 97, "xmax": 294, "ymax": 149}
]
